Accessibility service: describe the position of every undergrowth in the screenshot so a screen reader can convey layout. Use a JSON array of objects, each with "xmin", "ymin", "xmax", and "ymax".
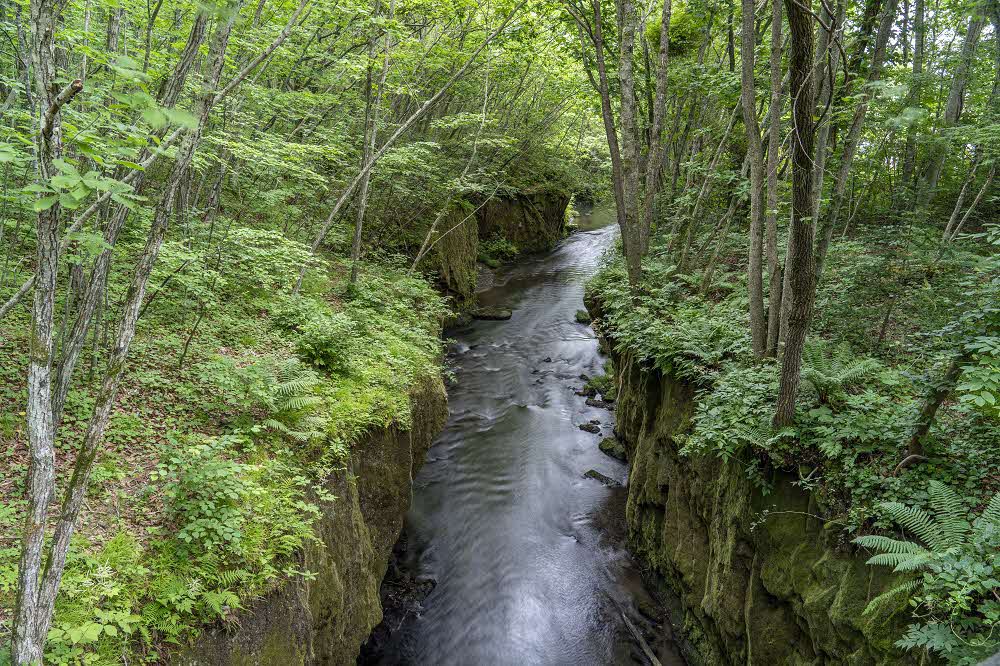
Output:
[
  {"xmin": 587, "ymin": 225, "xmax": 1000, "ymax": 663},
  {"xmin": 0, "ymin": 229, "xmax": 445, "ymax": 663}
]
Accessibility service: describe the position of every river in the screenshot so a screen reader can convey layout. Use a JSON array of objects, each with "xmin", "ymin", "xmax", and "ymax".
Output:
[{"xmin": 364, "ymin": 207, "xmax": 684, "ymax": 665}]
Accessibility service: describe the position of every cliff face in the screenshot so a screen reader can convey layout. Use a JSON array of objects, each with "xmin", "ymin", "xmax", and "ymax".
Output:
[
  {"xmin": 173, "ymin": 373, "xmax": 448, "ymax": 666},
  {"xmin": 606, "ymin": 345, "xmax": 916, "ymax": 666},
  {"xmin": 474, "ymin": 190, "xmax": 570, "ymax": 253},
  {"xmin": 427, "ymin": 190, "xmax": 569, "ymax": 311},
  {"xmin": 431, "ymin": 205, "xmax": 479, "ymax": 306}
]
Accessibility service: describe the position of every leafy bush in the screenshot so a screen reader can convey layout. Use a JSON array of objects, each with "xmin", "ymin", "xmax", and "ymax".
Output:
[
  {"xmin": 855, "ymin": 481, "xmax": 1000, "ymax": 664},
  {"xmin": 295, "ymin": 311, "xmax": 358, "ymax": 372},
  {"xmin": 800, "ymin": 339, "xmax": 883, "ymax": 407},
  {"xmin": 588, "ymin": 254, "xmax": 751, "ymax": 382},
  {"xmin": 154, "ymin": 435, "xmax": 250, "ymax": 553},
  {"xmin": 217, "ymin": 228, "xmax": 324, "ymax": 296},
  {"xmin": 478, "ymin": 235, "xmax": 519, "ymax": 267}
]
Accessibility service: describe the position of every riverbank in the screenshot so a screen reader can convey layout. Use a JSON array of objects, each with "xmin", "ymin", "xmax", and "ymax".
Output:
[
  {"xmin": 0, "ymin": 249, "xmax": 448, "ymax": 664},
  {"xmin": 585, "ymin": 230, "xmax": 999, "ymax": 664}
]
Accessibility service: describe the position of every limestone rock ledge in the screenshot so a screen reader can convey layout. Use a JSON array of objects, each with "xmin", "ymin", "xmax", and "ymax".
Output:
[
  {"xmin": 172, "ymin": 373, "xmax": 448, "ymax": 666},
  {"xmin": 588, "ymin": 298, "xmax": 917, "ymax": 665}
]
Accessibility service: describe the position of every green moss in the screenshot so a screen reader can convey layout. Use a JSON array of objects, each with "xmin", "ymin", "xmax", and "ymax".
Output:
[{"xmin": 608, "ymin": 345, "xmax": 917, "ymax": 666}]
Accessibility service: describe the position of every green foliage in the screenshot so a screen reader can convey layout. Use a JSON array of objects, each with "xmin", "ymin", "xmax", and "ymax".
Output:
[
  {"xmin": 217, "ymin": 229, "xmax": 325, "ymax": 297},
  {"xmin": 478, "ymin": 234, "xmax": 519, "ymax": 268},
  {"xmin": 856, "ymin": 482, "xmax": 1000, "ymax": 664},
  {"xmin": 295, "ymin": 311, "xmax": 359, "ymax": 372},
  {"xmin": 584, "ymin": 359, "xmax": 617, "ymax": 401},
  {"xmin": 154, "ymin": 435, "xmax": 251, "ymax": 553},
  {"xmin": 800, "ymin": 339, "xmax": 883, "ymax": 407},
  {"xmin": 588, "ymin": 254, "xmax": 751, "ymax": 382}
]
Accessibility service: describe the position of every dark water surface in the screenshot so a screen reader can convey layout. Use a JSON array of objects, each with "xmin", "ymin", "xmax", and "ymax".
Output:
[{"xmin": 369, "ymin": 219, "xmax": 683, "ymax": 665}]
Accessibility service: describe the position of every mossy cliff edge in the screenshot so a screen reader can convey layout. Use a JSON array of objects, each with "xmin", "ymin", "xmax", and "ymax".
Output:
[
  {"xmin": 429, "ymin": 189, "xmax": 569, "ymax": 308},
  {"xmin": 589, "ymin": 307, "xmax": 917, "ymax": 665},
  {"xmin": 173, "ymin": 373, "xmax": 448, "ymax": 666}
]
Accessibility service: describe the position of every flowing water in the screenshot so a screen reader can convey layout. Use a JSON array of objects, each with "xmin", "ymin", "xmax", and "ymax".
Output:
[{"xmin": 367, "ymin": 207, "xmax": 683, "ymax": 665}]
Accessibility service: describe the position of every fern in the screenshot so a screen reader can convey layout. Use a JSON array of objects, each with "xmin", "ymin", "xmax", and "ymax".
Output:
[
  {"xmin": 862, "ymin": 579, "xmax": 922, "ymax": 616},
  {"xmin": 856, "ymin": 481, "xmax": 1000, "ymax": 664},
  {"xmin": 801, "ymin": 339, "xmax": 881, "ymax": 406},
  {"xmin": 980, "ymin": 492, "xmax": 1000, "ymax": 531},
  {"xmin": 256, "ymin": 359, "xmax": 328, "ymax": 444}
]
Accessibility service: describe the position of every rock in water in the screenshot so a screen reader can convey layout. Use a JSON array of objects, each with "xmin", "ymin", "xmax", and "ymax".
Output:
[
  {"xmin": 586, "ymin": 397, "xmax": 612, "ymax": 410},
  {"xmin": 583, "ymin": 469, "xmax": 622, "ymax": 487},
  {"xmin": 598, "ymin": 437, "xmax": 626, "ymax": 461},
  {"xmin": 575, "ymin": 309, "xmax": 592, "ymax": 324},
  {"xmin": 578, "ymin": 423, "xmax": 601, "ymax": 434},
  {"xmin": 473, "ymin": 307, "xmax": 513, "ymax": 320}
]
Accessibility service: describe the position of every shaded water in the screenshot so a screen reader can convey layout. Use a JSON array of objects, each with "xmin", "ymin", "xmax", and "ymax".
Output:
[{"xmin": 368, "ymin": 216, "xmax": 683, "ymax": 665}]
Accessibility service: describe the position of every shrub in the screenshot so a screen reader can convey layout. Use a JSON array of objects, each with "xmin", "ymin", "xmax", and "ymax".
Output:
[
  {"xmin": 154, "ymin": 435, "xmax": 250, "ymax": 554},
  {"xmin": 855, "ymin": 482, "xmax": 1000, "ymax": 665},
  {"xmin": 295, "ymin": 312, "xmax": 358, "ymax": 372},
  {"xmin": 478, "ymin": 235, "xmax": 519, "ymax": 267}
]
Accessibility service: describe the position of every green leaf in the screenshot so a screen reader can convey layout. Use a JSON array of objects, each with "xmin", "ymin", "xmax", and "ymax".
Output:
[
  {"xmin": 33, "ymin": 195, "xmax": 59, "ymax": 211},
  {"xmin": 162, "ymin": 107, "xmax": 198, "ymax": 129},
  {"xmin": 142, "ymin": 107, "xmax": 167, "ymax": 129}
]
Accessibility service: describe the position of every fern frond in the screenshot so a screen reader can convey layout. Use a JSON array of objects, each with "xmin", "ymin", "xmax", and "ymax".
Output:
[
  {"xmin": 880, "ymin": 502, "xmax": 940, "ymax": 548},
  {"xmin": 927, "ymin": 481, "xmax": 970, "ymax": 549},
  {"xmin": 979, "ymin": 492, "xmax": 1000, "ymax": 530},
  {"xmin": 280, "ymin": 395, "xmax": 322, "ymax": 411},
  {"xmin": 854, "ymin": 535, "xmax": 928, "ymax": 556},
  {"xmin": 862, "ymin": 579, "xmax": 921, "ymax": 615},
  {"xmin": 837, "ymin": 358, "xmax": 881, "ymax": 386},
  {"xmin": 262, "ymin": 418, "xmax": 291, "ymax": 433}
]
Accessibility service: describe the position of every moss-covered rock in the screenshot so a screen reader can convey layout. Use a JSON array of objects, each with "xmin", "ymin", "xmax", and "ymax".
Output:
[
  {"xmin": 424, "ymin": 190, "xmax": 568, "ymax": 316},
  {"xmin": 174, "ymin": 373, "xmax": 448, "ymax": 666},
  {"xmin": 596, "ymin": 319, "xmax": 918, "ymax": 665},
  {"xmin": 599, "ymin": 436, "xmax": 627, "ymax": 460},
  {"xmin": 431, "ymin": 205, "xmax": 479, "ymax": 306},
  {"xmin": 475, "ymin": 189, "xmax": 570, "ymax": 254}
]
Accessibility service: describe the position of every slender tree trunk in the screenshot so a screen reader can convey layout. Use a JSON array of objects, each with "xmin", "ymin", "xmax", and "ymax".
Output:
[
  {"xmin": 349, "ymin": 0, "xmax": 394, "ymax": 285},
  {"xmin": 773, "ymin": 0, "xmax": 816, "ymax": 428},
  {"xmin": 916, "ymin": 13, "xmax": 986, "ymax": 209},
  {"xmin": 13, "ymin": 0, "xmax": 82, "ymax": 659},
  {"xmin": 296, "ymin": 1, "xmax": 525, "ymax": 291},
  {"xmin": 944, "ymin": 166, "xmax": 995, "ymax": 243},
  {"xmin": 900, "ymin": 0, "xmax": 923, "ymax": 194},
  {"xmin": 616, "ymin": 0, "xmax": 643, "ymax": 284},
  {"xmin": 740, "ymin": 0, "xmax": 766, "ymax": 356},
  {"xmin": 810, "ymin": 0, "xmax": 845, "ymax": 224},
  {"xmin": 814, "ymin": 0, "xmax": 898, "ymax": 280},
  {"xmin": 637, "ymin": 0, "xmax": 672, "ymax": 256},
  {"xmin": 908, "ymin": 353, "xmax": 967, "ymax": 456},
  {"xmin": 764, "ymin": 0, "xmax": 784, "ymax": 355}
]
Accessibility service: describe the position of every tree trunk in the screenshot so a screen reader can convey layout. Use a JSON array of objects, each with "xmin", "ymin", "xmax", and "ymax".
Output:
[
  {"xmin": 814, "ymin": 0, "xmax": 898, "ymax": 280},
  {"xmin": 297, "ymin": 2, "xmax": 526, "ymax": 291},
  {"xmin": 764, "ymin": 0, "xmax": 784, "ymax": 355},
  {"xmin": 908, "ymin": 353, "xmax": 967, "ymax": 456},
  {"xmin": 773, "ymin": 0, "xmax": 816, "ymax": 428},
  {"xmin": 637, "ymin": 0, "xmax": 672, "ymax": 256},
  {"xmin": 740, "ymin": 0, "xmax": 766, "ymax": 356},
  {"xmin": 916, "ymin": 13, "xmax": 986, "ymax": 209},
  {"xmin": 12, "ymin": 0, "xmax": 82, "ymax": 659},
  {"xmin": 616, "ymin": 0, "xmax": 643, "ymax": 284},
  {"xmin": 899, "ymin": 0, "xmax": 923, "ymax": 193}
]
